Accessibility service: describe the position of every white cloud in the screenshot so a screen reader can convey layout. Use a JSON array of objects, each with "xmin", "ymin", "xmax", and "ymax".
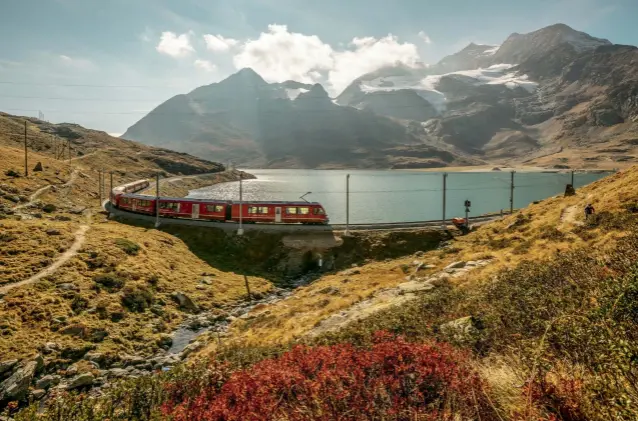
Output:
[
  {"xmin": 194, "ymin": 59, "xmax": 217, "ymax": 72},
  {"xmin": 203, "ymin": 34, "xmax": 239, "ymax": 52},
  {"xmin": 233, "ymin": 24, "xmax": 333, "ymax": 84},
  {"xmin": 231, "ymin": 25, "xmax": 422, "ymax": 94},
  {"xmin": 418, "ymin": 31, "xmax": 432, "ymax": 45},
  {"xmin": 156, "ymin": 31, "xmax": 195, "ymax": 58},
  {"xmin": 329, "ymin": 34, "xmax": 420, "ymax": 94}
]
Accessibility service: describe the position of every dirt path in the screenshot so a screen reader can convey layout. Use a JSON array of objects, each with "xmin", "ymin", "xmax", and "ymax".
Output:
[
  {"xmin": 0, "ymin": 219, "xmax": 90, "ymax": 295},
  {"xmin": 560, "ymin": 205, "xmax": 584, "ymax": 227},
  {"xmin": 12, "ymin": 184, "xmax": 53, "ymax": 211}
]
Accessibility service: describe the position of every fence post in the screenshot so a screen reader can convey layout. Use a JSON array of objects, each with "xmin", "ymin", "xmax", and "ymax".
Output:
[
  {"xmin": 510, "ymin": 171, "xmax": 515, "ymax": 214},
  {"xmin": 345, "ymin": 174, "xmax": 351, "ymax": 235},
  {"xmin": 442, "ymin": 173, "xmax": 447, "ymax": 228}
]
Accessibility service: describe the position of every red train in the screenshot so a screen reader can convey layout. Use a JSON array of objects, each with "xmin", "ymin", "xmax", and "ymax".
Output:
[{"xmin": 110, "ymin": 179, "xmax": 329, "ymax": 225}]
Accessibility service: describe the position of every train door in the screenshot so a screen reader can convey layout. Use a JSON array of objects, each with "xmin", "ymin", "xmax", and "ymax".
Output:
[
  {"xmin": 132, "ymin": 199, "xmax": 137, "ymax": 212},
  {"xmin": 225, "ymin": 204, "xmax": 232, "ymax": 221},
  {"xmin": 275, "ymin": 207, "xmax": 282, "ymax": 223},
  {"xmin": 192, "ymin": 204, "xmax": 200, "ymax": 219}
]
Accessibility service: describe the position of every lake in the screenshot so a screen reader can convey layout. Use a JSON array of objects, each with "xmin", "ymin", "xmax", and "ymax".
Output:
[{"xmin": 187, "ymin": 169, "xmax": 609, "ymax": 225}]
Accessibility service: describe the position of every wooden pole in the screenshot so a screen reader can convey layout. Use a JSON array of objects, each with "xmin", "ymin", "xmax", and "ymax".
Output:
[
  {"xmin": 243, "ymin": 275, "xmax": 252, "ymax": 301},
  {"xmin": 442, "ymin": 173, "xmax": 447, "ymax": 228},
  {"xmin": 510, "ymin": 171, "xmax": 515, "ymax": 214},
  {"xmin": 345, "ymin": 174, "xmax": 350, "ymax": 235},
  {"xmin": 24, "ymin": 121, "xmax": 28, "ymax": 177},
  {"xmin": 155, "ymin": 173, "xmax": 160, "ymax": 228}
]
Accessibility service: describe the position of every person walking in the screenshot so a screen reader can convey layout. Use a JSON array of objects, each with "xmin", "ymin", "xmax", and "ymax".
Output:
[{"xmin": 584, "ymin": 203, "xmax": 595, "ymax": 221}]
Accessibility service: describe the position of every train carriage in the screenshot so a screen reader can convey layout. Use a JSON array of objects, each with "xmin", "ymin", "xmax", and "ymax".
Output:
[
  {"xmin": 159, "ymin": 198, "xmax": 229, "ymax": 221},
  {"xmin": 117, "ymin": 194, "xmax": 156, "ymax": 215},
  {"xmin": 232, "ymin": 201, "xmax": 328, "ymax": 224}
]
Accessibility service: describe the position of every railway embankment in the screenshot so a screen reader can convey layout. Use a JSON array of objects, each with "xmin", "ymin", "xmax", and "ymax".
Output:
[{"xmin": 146, "ymin": 223, "xmax": 452, "ymax": 282}]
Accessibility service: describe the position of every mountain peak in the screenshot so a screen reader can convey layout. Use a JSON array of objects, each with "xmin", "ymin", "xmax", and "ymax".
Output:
[{"xmin": 222, "ymin": 68, "xmax": 268, "ymax": 87}]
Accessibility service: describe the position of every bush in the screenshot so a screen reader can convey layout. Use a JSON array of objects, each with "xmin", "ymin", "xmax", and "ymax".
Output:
[
  {"xmin": 71, "ymin": 295, "xmax": 89, "ymax": 314},
  {"xmin": 4, "ymin": 169, "xmax": 20, "ymax": 177},
  {"xmin": 115, "ymin": 238, "xmax": 141, "ymax": 256},
  {"xmin": 93, "ymin": 274, "xmax": 126, "ymax": 292},
  {"xmin": 164, "ymin": 333, "xmax": 496, "ymax": 421},
  {"xmin": 121, "ymin": 285, "xmax": 154, "ymax": 312}
]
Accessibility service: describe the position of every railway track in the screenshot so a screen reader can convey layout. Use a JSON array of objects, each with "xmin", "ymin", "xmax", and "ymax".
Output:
[{"xmin": 104, "ymin": 202, "xmax": 507, "ymax": 233}]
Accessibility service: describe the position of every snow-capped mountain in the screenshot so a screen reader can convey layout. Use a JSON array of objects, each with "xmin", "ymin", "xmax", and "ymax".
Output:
[{"xmin": 124, "ymin": 23, "xmax": 638, "ymax": 169}]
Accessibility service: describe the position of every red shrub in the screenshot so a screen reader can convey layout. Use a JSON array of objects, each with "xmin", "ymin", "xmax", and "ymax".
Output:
[{"xmin": 164, "ymin": 332, "xmax": 496, "ymax": 421}]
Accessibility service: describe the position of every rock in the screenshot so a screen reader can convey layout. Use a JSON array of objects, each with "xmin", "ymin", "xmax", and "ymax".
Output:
[
  {"xmin": 36, "ymin": 374, "xmax": 61, "ymax": 390},
  {"xmin": 31, "ymin": 389, "xmax": 46, "ymax": 400},
  {"xmin": 0, "ymin": 360, "xmax": 18, "ymax": 377},
  {"xmin": 340, "ymin": 268, "xmax": 360, "ymax": 276},
  {"xmin": 157, "ymin": 334, "xmax": 173, "ymax": 350},
  {"xmin": 444, "ymin": 261, "xmax": 466, "ymax": 272},
  {"xmin": 41, "ymin": 204, "xmax": 57, "ymax": 213},
  {"xmin": 196, "ymin": 285, "xmax": 206, "ymax": 290},
  {"xmin": 107, "ymin": 368, "xmax": 128, "ymax": 378},
  {"xmin": 33, "ymin": 354, "xmax": 44, "ymax": 373},
  {"xmin": 89, "ymin": 328, "xmax": 108, "ymax": 343},
  {"xmin": 439, "ymin": 316, "xmax": 482, "ymax": 346},
  {"xmin": 415, "ymin": 262, "xmax": 436, "ymax": 272},
  {"xmin": 53, "ymin": 215, "xmax": 72, "ymax": 221},
  {"xmin": 66, "ymin": 373, "xmax": 95, "ymax": 390},
  {"xmin": 46, "ymin": 229, "xmax": 61, "ymax": 236},
  {"xmin": 120, "ymin": 355, "xmax": 145, "ymax": 367},
  {"xmin": 83, "ymin": 352, "xmax": 106, "ymax": 365},
  {"xmin": 180, "ymin": 341, "xmax": 203, "ymax": 359},
  {"xmin": 33, "ymin": 162, "xmax": 44, "ymax": 172},
  {"xmin": 0, "ymin": 360, "xmax": 38, "ymax": 401},
  {"xmin": 56, "ymin": 283, "xmax": 78, "ymax": 291},
  {"xmin": 171, "ymin": 292, "xmax": 199, "ymax": 313},
  {"xmin": 42, "ymin": 342, "xmax": 60, "ymax": 355},
  {"xmin": 199, "ymin": 278, "xmax": 213, "ymax": 285},
  {"xmin": 60, "ymin": 324, "xmax": 88, "ymax": 337},
  {"xmin": 414, "ymin": 251, "xmax": 425, "ymax": 257}
]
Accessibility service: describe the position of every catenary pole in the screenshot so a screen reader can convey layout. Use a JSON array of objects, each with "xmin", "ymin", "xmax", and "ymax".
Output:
[
  {"xmin": 345, "ymin": 174, "xmax": 351, "ymax": 235},
  {"xmin": 510, "ymin": 171, "xmax": 515, "ymax": 214},
  {"xmin": 155, "ymin": 173, "xmax": 160, "ymax": 228},
  {"xmin": 24, "ymin": 121, "xmax": 28, "ymax": 177},
  {"xmin": 442, "ymin": 173, "xmax": 447, "ymax": 228},
  {"xmin": 238, "ymin": 172, "xmax": 244, "ymax": 235}
]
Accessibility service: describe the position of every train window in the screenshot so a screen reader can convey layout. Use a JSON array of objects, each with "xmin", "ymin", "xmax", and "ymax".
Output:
[
  {"xmin": 258, "ymin": 207, "xmax": 269, "ymax": 214},
  {"xmin": 298, "ymin": 207, "xmax": 309, "ymax": 215},
  {"xmin": 121, "ymin": 197, "xmax": 130, "ymax": 205},
  {"xmin": 215, "ymin": 205, "xmax": 224, "ymax": 213},
  {"xmin": 286, "ymin": 207, "xmax": 297, "ymax": 214},
  {"xmin": 161, "ymin": 202, "xmax": 180, "ymax": 211},
  {"xmin": 248, "ymin": 206, "xmax": 259, "ymax": 214},
  {"xmin": 313, "ymin": 208, "xmax": 325, "ymax": 215}
]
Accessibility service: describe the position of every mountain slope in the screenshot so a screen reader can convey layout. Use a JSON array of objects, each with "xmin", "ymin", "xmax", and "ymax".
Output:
[
  {"xmin": 336, "ymin": 23, "xmax": 636, "ymax": 168},
  {"xmin": 122, "ymin": 69, "xmax": 476, "ymax": 169}
]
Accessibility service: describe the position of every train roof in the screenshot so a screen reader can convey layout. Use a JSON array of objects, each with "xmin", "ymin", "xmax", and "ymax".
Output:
[{"xmin": 121, "ymin": 194, "xmax": 323, "ymax": 206}]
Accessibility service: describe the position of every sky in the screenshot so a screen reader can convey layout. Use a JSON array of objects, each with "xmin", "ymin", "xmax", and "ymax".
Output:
[{"xmin": 0, "ymin": 0, "xmax": 636, "ymax": 135}]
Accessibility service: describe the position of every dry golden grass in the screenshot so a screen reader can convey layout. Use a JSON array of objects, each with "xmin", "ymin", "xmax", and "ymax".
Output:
[
  {"xmin": 0, "ymin": 218, "xmax": 78, "ymax": 284},
  {"xmin": 0, "ymin": 213, "xmax": 273, "ymax": 360},
  {"xmin": 211, "ymin": 166, "xmax": 638, "ymax": 352}
]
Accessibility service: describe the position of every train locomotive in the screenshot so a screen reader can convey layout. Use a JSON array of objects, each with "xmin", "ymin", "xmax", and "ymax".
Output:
[{"xmin": 110, "ymin": 179, "xmax": 330, "ymax": 225}]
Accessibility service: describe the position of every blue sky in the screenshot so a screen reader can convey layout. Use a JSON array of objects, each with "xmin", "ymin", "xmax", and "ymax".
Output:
[{"xmin": 0, "ymin": 0, "xmax": 636, "ymax": 134}]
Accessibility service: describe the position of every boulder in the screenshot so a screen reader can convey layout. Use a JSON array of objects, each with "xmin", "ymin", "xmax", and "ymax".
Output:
[
  {"xmin": 36, "ymin": 374, "xmax": 61, "ymax": 390},
  {"xmin": 107, "ymin": 368, "xmax": 128, "ymax": 378},
  {"xmin": 120, "ymin": 355, "xmax": 145, "ymax": 367},
  {"xmin": 0, "ymin": 360, "xmax": 18, "ymax": 377},
  {"xmin": 171, "ymin": 292, "xmax": 199, "ymax": 312},
  {"xmin": 66, "ymin": 373, "xmax": 95, "ymax": 390},
  {"xmin": 42, "ymin": 342, "xmax": 60, "ymax": 354},
  {"xmin": 157, "ymin": 334, "xmax": 173, "ymax": 350},
  {"xmin": 180, "ymin": 341, "xmax": 203, "ymax": 359},
  {"xmin": 444, "ymin": 261, "xmax": 466, "ymax": 272},
  {"xmin": 56, "ymin": 283, "xmax": 78, "ymax": 291},
  {"xmin": 46, "ymin": 229, "xmax": 61, "ymax": 236},
  {"xmin": 0, "ymin": 360, "xmax": 38, "ymax": 401},
  {"xmin": 439, "ymin": 316, "xmax": 482, "ymax": 346},
  {"xmin": 33, "ymin": 162, "xmax": 44, "ymax": 172},
  {"xmin": 41, "ymin": 203, "xmax": 57, "ymax": 213},
  {"xmin": 31, "ymin": 389, "xmax": 46, "ymax": 400}
]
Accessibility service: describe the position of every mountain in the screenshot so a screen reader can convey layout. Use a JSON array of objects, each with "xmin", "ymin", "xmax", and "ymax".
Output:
[
  {"xmin": 336, "ymin": 23, "xmax": 636, "ymax": 169},
  {"xmin": 122, "ymin": 69, "xmax": 475, "ymax": 169}
]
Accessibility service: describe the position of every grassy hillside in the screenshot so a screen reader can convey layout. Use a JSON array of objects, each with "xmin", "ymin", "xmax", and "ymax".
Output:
[{"xmin": 9, "ymin": 166, "xmax": 638, "ymax": 420}]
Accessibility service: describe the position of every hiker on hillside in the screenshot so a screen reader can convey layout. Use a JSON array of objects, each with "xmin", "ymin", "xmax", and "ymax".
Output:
[{"xmin": 584, "ymin": 203, "xmax": 595, "ymax": 221}]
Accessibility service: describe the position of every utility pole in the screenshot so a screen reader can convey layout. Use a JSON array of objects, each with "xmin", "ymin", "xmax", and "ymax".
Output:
[
  {"xmin": 237, "ymin": 173, "xmax": 244, "ymax": 236},
  {"xmin": 510, "ymin": 171, "xmax": 515, "ymax": 214},
  {"xmin": 68, "ymin": 139, "xmax": 71, "ymax": 164},
  {"xmin": 109, "ymin": 171, "xmax": 113, "ymax": 204},
  {"xmin": 155, "ymin": 173, "xmax": 160, "ymax": 228},
  {"xmin": 571, "ymin": 170, "xmax": 575, "ymax": 187},
  {"xmin": 98, "ymin": 170, "xmax": 102, "ymax": 207},
  {"xmin": 243, "ymin": 275, "xmax": 252, "ymax": 301},
  {"xmin": 24, "ymin": 121, "xmax": 28, "ymax": 177},
  {"xmin": 345, "ymin": 174, "xmax": 350, "ymax": 236},
  {"xmin": 442, "ymin": 173, "xmax": 447, "ymax": 229}
]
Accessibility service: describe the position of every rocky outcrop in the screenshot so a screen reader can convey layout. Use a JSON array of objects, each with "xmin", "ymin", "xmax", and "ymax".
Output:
[
  {"xmin": 171, "ymin": 292, "xmax": 199, "ymax": 313},
  {"xmin": 0, "ymin": 359, "xmax": 38, "ymax": 401}
]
